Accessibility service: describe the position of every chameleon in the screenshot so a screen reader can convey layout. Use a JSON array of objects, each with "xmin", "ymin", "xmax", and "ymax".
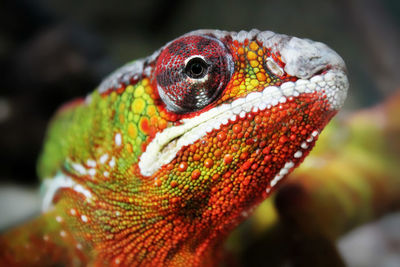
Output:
[{"xmin": 0, "ymin": 29, "xmax": 348, "ymax": 266}]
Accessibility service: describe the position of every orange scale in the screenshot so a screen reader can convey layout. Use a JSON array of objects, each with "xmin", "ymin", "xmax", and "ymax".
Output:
[
  {"xmin": 222, "ymin": 140, "xmax": 229, "ymax": 147},
  {"xmin": 254, "ymin": 115, "xmax": 262, "ymax": 124},
  {"xmin": 204, "ymin": 158, "xmax": 214, "ymax": 168},
  {"xmin": 231, "ymin": 144, "xmax": 240, "ymax": 152},
  {"xmin": 223, "ymin": 171, "xmax": 232, "ymax": 179},
  {"xmin": 243, "ymin": 120, "xmax": 250, "ymax": 128},
  {"xmin": 149, "ymin": 116, "xmax": 159, "ymax": 127},
  {"xmin": 193, "ymin": 154, "xmax": 201, "ymax": 161},
  {"xmin": 139, "ymin": 117, "xmax": 151, "ymax": 135},
  {"xmin": 189, "ymin": 144, "xmax": 198, "ymax": 153},
  {"xmin": 242, "ymin": 161, "xmax": 252, "ymax": 170},
  {"xmin": 263, "ymin": 154, "xmax": 272, "ymax": 162},
  {"xmin": 191, "ymin": 169, "xmax": 201, "ymax": 180},
  {"xmin": 238, "ymin": 152, "xmax": 250, "ymax": 162},
  {"xmin": 222, "ymin": 187, "xmax": 231, "ymax": 194},
  {"xmin": 177, "ymin": 162, "xmax": 187, "ymax": 172},
  {"xmin": 170, "ymin": 181, "xmax": 178, "ymax": 188},
  {"xmin": 249, "ymin": 41, "xmax": 259, "ymax": 51},
  {"xmin": 214, "ymin": 149, "xmax": 223, "ymax": 158},
  {"xmin": 235, "ymin": 132, "xmax": 243, "ymax": 139},
  {"xmin": 232, "ymin": 124, "xmax": 242, "ymax": 134}
]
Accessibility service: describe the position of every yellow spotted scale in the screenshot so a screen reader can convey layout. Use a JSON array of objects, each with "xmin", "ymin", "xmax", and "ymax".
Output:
[{"xmin": 0, "ymin": 29, "xmax": 348, "ymax": 267}]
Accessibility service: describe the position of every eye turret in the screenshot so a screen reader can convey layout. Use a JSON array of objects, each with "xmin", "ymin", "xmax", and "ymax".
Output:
[{"xmin": 155, "ymin": 35, "xmax": 233, "ymax": 114}]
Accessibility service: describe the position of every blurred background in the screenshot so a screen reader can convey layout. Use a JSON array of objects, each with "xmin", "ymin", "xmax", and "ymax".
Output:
[{"xmin": 0, "ymin": 0, "xmax": 399, "ymax": 266}]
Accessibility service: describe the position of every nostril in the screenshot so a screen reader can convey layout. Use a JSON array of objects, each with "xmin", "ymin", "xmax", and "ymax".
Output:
[
  {"xmin": 280, "ymin": 36, "xmax": 346, "ymax": 79},
  {"xmin": 314, "ymin": 65, "xmax": 332, "ymax": 76}
]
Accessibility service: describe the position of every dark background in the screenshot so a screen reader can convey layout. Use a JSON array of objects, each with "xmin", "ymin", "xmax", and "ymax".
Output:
[{"xmin": 0, "ymin": 0, "xmax": 399, "ymax": 188}]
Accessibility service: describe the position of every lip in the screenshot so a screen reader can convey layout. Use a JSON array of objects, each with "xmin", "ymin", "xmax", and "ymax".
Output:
[{"xmin": 138, "ymin": 69, "xmax": 348, "ymax": 177}]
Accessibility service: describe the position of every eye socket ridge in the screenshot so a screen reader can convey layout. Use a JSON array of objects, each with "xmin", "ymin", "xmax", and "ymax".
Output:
[{"xmin": 184, "ymin": 56, "xmax": 209, "ymax": 79}]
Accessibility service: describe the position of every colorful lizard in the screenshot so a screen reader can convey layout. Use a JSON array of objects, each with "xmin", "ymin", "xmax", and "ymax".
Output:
[{"xmin": 0, "ymin": 29, "xmax": 348, "ymax": 266}]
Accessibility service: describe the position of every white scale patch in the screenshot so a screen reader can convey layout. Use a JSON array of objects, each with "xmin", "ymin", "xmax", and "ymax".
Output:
[
  {"xmin": 115, "ymin": 133, "xmax": 122, "ymax": 147},
  {"xmin": 270, "ymin": 161, "xmax": 295, "ymax": 188},
  {"xmin": 266, "ymin": 129, "xmax": 320, "ymax": 192},
  {"xmin": 99, "ymin": 153, "xmax": 109, "ymax": 164},
  {"xmin": 42, "ymin": 151, "xmax": 117, "ymax": 210},
  {"xmin": 139, "ymin": 70, "xmax": 348, "ymax": 177},
  {"xmin": 86, "ymin": 159, "xmax": 96, "ymax": 167},
  {"xmin": 294, "ymin": 151, "xmax": 303, "ymax": 158},
  {"xmin": 81, "ymin": 214, "xmax": 88, "ymax": 222},
  {"xmin": 42, "ymin": 173, "xmax": 93, "ymax": 212},
  {"xmin": 71, "ymin": 163, "xmax": 87, "ymax": 175}
]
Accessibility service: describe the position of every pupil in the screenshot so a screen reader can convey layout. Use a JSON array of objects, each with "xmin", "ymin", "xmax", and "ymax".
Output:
[
  {"xmin": 191, "ymin": 63, "xmax": 202, "ymax": 75},
  {"xmin": 185, "ymin": 57, "xmax": 208, "ymax": 79}
]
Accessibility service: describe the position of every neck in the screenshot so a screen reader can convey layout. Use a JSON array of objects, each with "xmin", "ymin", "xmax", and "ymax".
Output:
[{"xmin": 84, "ymin": 175, "xmax": 264, "ymax": 266}]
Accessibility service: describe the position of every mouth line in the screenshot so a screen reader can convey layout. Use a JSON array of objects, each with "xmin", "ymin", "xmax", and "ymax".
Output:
[{"xmin": 138, "ymin": 69, "xmax": 348, "ymax": 177}]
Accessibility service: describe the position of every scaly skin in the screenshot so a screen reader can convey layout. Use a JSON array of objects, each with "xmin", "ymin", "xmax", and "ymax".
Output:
[{"xmin": 0, "ymin": 29, "xmax": 348, "ymax": 266}]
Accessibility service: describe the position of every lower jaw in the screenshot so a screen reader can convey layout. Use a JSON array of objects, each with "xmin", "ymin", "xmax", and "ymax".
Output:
[
  {"xmin": 196, "ymin": 91, "xmax": 337, "ymax": 215},
  {"xmin": 147, "ymin": 91, "xmax": 336, "ymax": 243}
]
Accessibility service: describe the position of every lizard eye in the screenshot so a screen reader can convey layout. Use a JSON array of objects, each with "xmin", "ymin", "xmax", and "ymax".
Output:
[{"xmin": 155, "ymin": 35, "xmax": 233, "ymax": 114}]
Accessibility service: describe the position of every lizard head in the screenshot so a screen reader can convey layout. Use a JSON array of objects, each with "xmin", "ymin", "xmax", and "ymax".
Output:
[
  {"xmin": 90, "ymin": 30, "xmax": 348, "ymax": 243},
  {"xmin": 97, "ymin": 29, "xmax": 348, "ymax": 229},
  {"xmin": 134, "ymin": 29, "xmax": 347, "ymax": 208}
]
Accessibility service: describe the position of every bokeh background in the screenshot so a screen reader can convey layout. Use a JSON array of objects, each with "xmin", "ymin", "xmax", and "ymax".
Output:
[{"xmin": 0, "ymin": 0, "xmax": 399, "ymax": 266}]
